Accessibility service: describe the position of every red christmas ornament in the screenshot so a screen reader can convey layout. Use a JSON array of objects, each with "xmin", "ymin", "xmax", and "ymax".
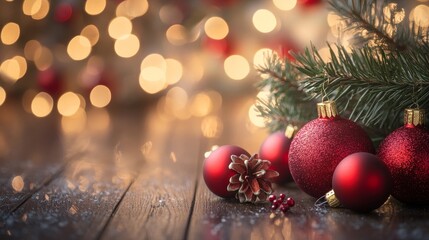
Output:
[
  {"xmin": 54, "ymin": 3, "xmax": 74, "ymax": 23},
  {"xmin": 37, "ymin": 68, "xmax": 64, "ymax": 98},
  {"xmin": 259, "ymin": 126, "xmax": 297, "ymax": 184},
  {"xmin": 268, "ymin": 38, "xmax": 298, "ymax": 61},
  {"xmin": 202, "ymin": 36, "xmax": 234, "ymax": 58},
  {"xmin": 298, "ymin": 0, "xmax": 322, "ymax": 7},
  {"xmin": 203, "ymin": 145, "xmax": 249, "ymax": 198},
  {"xmin": 331, "ymin": 152, "xmax": 392, "ymax": 212},
  {"xmin": 289, "ymin": 101, "xmax": 374, "ymax": 198},
  {"xmin": 378, "ymin": 109, "xmax": 429, "ymax": 205}
]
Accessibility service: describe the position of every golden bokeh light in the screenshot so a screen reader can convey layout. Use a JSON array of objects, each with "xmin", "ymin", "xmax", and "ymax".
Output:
[
  {"xmin": 34, "ymin": 47, "xmax": 53, "ymax": 70},
  {"xmin": 116, "ymin": 0, "xmax": 149, "ymax": 19},
  {"xmin": 57, "ymin": 92, "xmax": 81, "ymax": 116},
  {"xmin": 11, "ymin": 176, "xmax": 24, "ymax": 192},
  {"xmin": 108, "ymin": 16, "xmax": 132, "ymax": 39},
  {"xmin": 141, "ymin": 53, "xmax": 166, "ymax": 70},
  {"xmin": 90, "ymin": 85, "xmax": 112, "ymax": 108},
  {"xmin": 0, "ymin": 58, "xmax": 20, "ymax": 82},
  {"xmin": 61, "ymin": 108, "xmax": 87, "ymax": 134},
  {"xmin": 190, "ymin": 92, "xmax": 213, "ymax": 117},
  {"xmin": 165, "ymin": 58, "xmax": 183, "ymax": 84},
  {"xmin": 1, "ymin": 22, "xmax": 20, "ymax": 45},
  {"xmin": 273, "ymin": 0, "xmax": 297, "ymax": 11},
  {"xmin": 31, "ymin": 0, "xmax": 49, "ymax": 20},
  {"xmin": 201, "ymin": 115, "xmax": 223, "ymax": 138},
  {"xmin": 139, "ymin": 66, "xmax": 166, "ymax": 94},
  {"xmin": 85, "ymin": 0, "xmax": 106, "ymax": 15},
  {"xmin": 164, "ymin": 87, "xmax": 188, "ymax": 116},
  {"xmin": 114, "ymin": 34, "xmax": 140, "ymax": 58},
  {"xmin": 67, "ymin": 35, "xmax": 92, "ymax": 61},
  {"xmin": 327, "ymin": 12, "xmax": 342, "ymax": 27},
  {"xmin": 204, "ymin": 17, "xmax": 229, "ymax": 40},
  {"xmin": 166, "ymin": 24, "xmax": 187, "ymax": 46},
  {"xmin": 383, "ymin": 3, "xmax": 405, "ymax": 24},
  {"xmin": 224, "ymin": 55, "xmax": 250, "ymax": 80},
  {"xmin": 253, "ymin": 9, "xmax": 277, "ymax": 33},
  {"xmin": 31, "ymin": 92, "xmax": 54, "ymax": 117},
  {"xmin": 81, "ymin": 25, "xmax": 100, "ymax": 46},
  {"xmin": 24, "ymin": 40, "xmax": 42, "ymax": 61},
  {"xmin": 23, "ymin": 0, "xmax": 50, "ymax": 19},
  {"xmin": 248, "ymin": 104, "xmax": 265, "ymax": 128},
  {"xmin": 12, "ymin": 56, "xmax": 27, "ymax": 79},
  {"xmin": 0, "ymin": 87, "xmax": 6, "ymax": 106},
  {"xmin": 410, "ymin": 5, "xmax": 429, "ymax": 27},
  {"xmin": 253, "ymin": 48, "xmax": 272, "ymax": 67}
]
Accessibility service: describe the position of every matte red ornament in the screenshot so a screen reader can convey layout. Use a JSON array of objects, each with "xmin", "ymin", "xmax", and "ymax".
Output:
[
  {"xmin": 298, "ymin": 0, "xmax": 322, "ymax": 7},
  {"xmin": 37, "ymin": 68, "xmax": 63, "ymax": 98},
  {"xmin": 203, "ymin": 145, "xmax": 249, "ymax": 198},
  {"xmin": 259, "ymin": 126, "xmax": 296, "ymax": 184},
  {"xmin": 202, "ymin": 36, "xmax": 234, "ymax": 59},
  {"xmin": 54, "ymin": 3, "xmax": 74, "ymax": 23},
  {"xmin": 332, "ymin": 152, "xmax": 392, "ymax": 212},
  {"xmin": 378, "ymin": 109, "xmax": 429, "ymax": 205},
  {"xmin": 289, "ymin": 101, "xmax": 374, "ymax": 198}
]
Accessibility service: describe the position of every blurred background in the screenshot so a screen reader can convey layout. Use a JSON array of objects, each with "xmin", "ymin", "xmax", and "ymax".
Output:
[{"xmin": 0, "ymin": 0, "xmax": 428, "ymax": 144}]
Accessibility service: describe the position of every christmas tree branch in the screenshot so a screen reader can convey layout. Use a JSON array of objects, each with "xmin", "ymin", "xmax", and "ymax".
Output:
[
  {"xmin": 293, "ymin": 43, "xmax": 429, "ymax": 130},
  {"xmin": 255, "ymin": 53, "xmax": 315, "ymax": 131}
]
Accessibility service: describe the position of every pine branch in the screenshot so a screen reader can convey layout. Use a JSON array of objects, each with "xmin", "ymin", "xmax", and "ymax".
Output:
[
  {"xmin": 255, "ymin": 53, "xmax": 316, "ymax": 132},
  {"xmin": 330, "ymin": 0, "xmax": 424, "ymax": 51},
  {"xmin": 293, "ymin": 43, "xmax": 429, "ymax": 131}
]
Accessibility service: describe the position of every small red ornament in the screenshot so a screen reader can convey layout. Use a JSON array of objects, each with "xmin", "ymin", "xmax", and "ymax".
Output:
[
  {"xmin": 203, "ymin": 145, "xmax": 249, "ymax": 198},
  {"xmin": 54, "ymin": 3, "xmax": 74, "ymax": 23},
  {"xmin": 298, "ymin": 0, "xmax": 322, "ymax": 7},
  {"xmin": 289, "ymin": 101, "xmax": 374, "ymax": 198},
  {"xmin": 202, "ymin": 36, "xmax": 234, "ymax": 58},
  {"xmin": 259, "ymin": 126, "xmax": 297, "ymax": 184},
  {"xmin": 378, "ymin": 109, "xmax": 429, "ymax": 205},
  {"xmin": 37, "ymin": 68, "xmax": 64, "ymax": 98},
  {"xmin": 332, "ymin": 152, "xmax": 392, "ymax": 212}
]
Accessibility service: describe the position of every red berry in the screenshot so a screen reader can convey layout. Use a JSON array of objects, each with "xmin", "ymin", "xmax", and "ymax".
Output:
[
  {"xmin": 273, "ymin": 199, "xmax": 281, "ymax": 206},
  {"xmin": 271, "ymin": 204, "xmax": 279, "ymax": 210},
  {"xmin": 286, "ymin": 197, "xmax": 295, "ymax": 207},
  {"xmin": 280, "ymin": 204, "xmax": 290, "ymax": 213},
  {"xmin": 279, "ymin": 193, "xmax": 286, "ymax": 201},
  {"xmin": 268, "ymin": 194, "xmax": 276, "ymax": 202}
]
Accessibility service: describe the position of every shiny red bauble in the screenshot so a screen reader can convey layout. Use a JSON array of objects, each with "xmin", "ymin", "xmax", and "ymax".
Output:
[
  {"xmin": 378, "ymin": 124, "xmax": 429, "ymax": 205},
  {"xmin": 298, "ymin": 0, "xmax": 322, "ymax": 7},
  {"xmin": 289, "ymin": 102, "xmax": 374, "ymax": 198},
  {"xmin": 203, "ymin": 145, "xmax": 249, "ymax": 198},
  {"xmin": 37, "ymin": 68, "xmax": 63, "ymax": 98},
  {"xmin": 332, "ymin": 152, "xmax": 392, "ymax": 212},
  {"xmin": 259, "ymin": 131, "xmax": 293, "ymax": 184}
]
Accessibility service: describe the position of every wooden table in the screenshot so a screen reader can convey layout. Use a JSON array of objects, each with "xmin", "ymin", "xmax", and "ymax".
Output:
[{"xmin": 0, "ymin": 98, "xmax": 428, "ymax": 240}]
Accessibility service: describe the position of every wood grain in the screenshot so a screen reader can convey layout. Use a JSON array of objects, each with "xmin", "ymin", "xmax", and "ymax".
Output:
[{"xmin": 100, "ymin": 115, "xmax": 202, "ymax": 240}]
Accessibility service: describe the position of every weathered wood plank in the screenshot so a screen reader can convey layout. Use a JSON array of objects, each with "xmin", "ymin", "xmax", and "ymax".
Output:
[
  {"xmin": 100, "ymin": 115, "xmax": 202, "ymax": 240},
  {"xmin": 0, "ymin": 105, "xmax": 148, "ymax": 240},
  {"xmin": 0, "ymin": 103, "xmax": 71, "ymax": 216}
]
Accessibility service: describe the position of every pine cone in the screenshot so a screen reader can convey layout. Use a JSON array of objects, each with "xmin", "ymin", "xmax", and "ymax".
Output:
[{"xmin": 227, "ymin": 154, "xmax": 279, "ymax": 203}]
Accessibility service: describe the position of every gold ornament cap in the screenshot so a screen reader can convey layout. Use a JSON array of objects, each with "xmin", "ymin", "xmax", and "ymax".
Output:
[
  {"xmin": 404, "ymin": 108, "xmax": 425, "ymax": 127},
  {"xmin": 325, "ymin": 190, "xmax": 341, "ymax": 208},
  {"xmin": 317, "ymin": 101, "xmax": 338, "ymax": 119},
  {"xmin": 284, "ymin": 124, "xmax": 298, "ymax": 139}
]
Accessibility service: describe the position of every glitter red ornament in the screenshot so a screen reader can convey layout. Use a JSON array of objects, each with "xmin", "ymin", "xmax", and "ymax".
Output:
[
  {"xmin": 289, "ymin": 101, "xmax": 374, "ymax": 198},
  {"xmin": 203, "ymin": 145, "xmax": 249, "ymax": 198},
  {"xmin": 331, "ymin": 152, "xmax": 392, "ymax": 212},
  {"xmin": 259, "ymin": 125, "xmax": 297, "ymax": 184},
  {"xmin": 378, "ymin": 109, "xmax": 429, "ymax": 205}
]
